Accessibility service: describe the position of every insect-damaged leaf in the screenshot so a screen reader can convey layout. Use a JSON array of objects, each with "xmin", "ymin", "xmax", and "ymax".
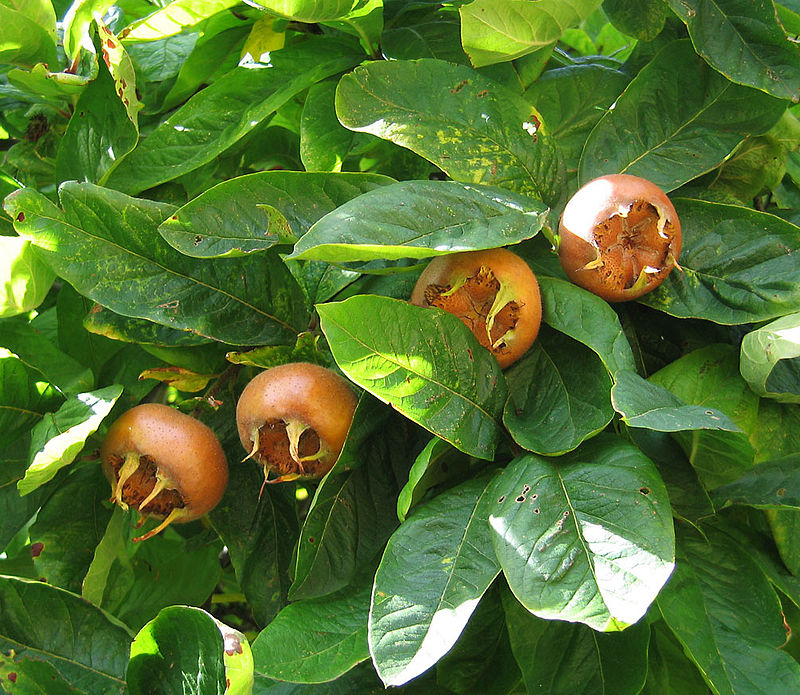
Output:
[{"xmin": 488, "ymin": 435, "xmax": 675, "ymax": 631}]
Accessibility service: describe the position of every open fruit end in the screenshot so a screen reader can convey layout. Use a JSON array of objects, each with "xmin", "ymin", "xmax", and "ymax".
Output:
[{"xmin": 246, "ymin": 417, "xmax": 331, "ymax": 483}]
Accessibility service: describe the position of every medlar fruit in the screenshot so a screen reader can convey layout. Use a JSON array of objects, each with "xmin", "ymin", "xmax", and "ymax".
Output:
[
  {"xmin": 410, "ymin": 247, "xmax": 542, "ymax": 369},
  {"xmin": 236, "ymin": 362, "xmax": 357, "ymax": 484},
  {"xmin": 558, "ymin": 174, "xmax": 682, "ymax": 302},
  {"xmin": 101, "ymin": 403, "xmax": 228, "ymax": 542}
]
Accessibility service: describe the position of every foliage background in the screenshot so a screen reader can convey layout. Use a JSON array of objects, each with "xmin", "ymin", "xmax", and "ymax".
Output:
[{"xmin": 2, "ymin": 0, "xmax": 800, "ymax": 693}]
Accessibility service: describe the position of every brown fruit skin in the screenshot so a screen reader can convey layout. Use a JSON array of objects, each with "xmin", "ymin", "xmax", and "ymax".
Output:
[
  {"xmin": 100, "ymin": 403, "xmax": 228, "ymax": 521},
  {"xmin": 236, "ymin": 362, "xmax": 358, "ymax": 480},
  {"xmin": 558, "ymin": 174, "xmax": 682, "ymax": 302},
  {"xmin": 410, "ymin": 247, "xmax": 542, "ymax": 369}
]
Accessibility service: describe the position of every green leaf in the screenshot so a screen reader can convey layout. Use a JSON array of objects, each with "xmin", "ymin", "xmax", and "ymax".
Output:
[
  {"xmin": 658, "ymin": 525, "xmax": 800, "ymax": 695},
  {"xmin": 711, "ymin": 454, "xmax": 800, "ymax": 510},
  {"xmin": 252, "ymin": 574, "xmax": 371, "ymax": 683},
  {"xmin": 611, "ymin": 369, "xmax": 741, "ymax": 432},
  {"xmin": 525, "ymin": 63, "xmax": 630, "ymax": 186},
  {"xmin": 0, "ymin": 655, "xmax": 84, "ymax": 694},
  {"xmin": 63, "ymin": 0, "xmax": 114, "ymax": 60},
  {"xmin": 210, "ymin": 462, "xmax": 299, "ymax": 627},
  {"xmin": 649, "ymin": 344, "xmax": 758, "ymax": 488},
  {"xmin": 502, "ymin": 588, "xmax": 651, "ymax": 694},
  {"xmin": 459, "ymin": 0, "xmax": 602, "ymax": 68},
  {"xmin": 751, "ymin": 398, "xmax": 800, "ymax": 463},
  {"xmin": 603, "ymin": 0, "xmax": 668, "ymax": 41},
  {"xmin": 580, "ymin": 40, "xmax": 786, "ymax": 191},
  {"xmin": 643, "ymin": 199, "xmax": 800, "ymax": 324},
  {"xmin": 396, "ymin": 436, "xmax": 470, "ymax": 523},
  {"xmin": 106, "ymin": 36, "xmax": 362, "ymax": 194},
  {"xmin": 318, "ymin": 295, "xmax": 507, "ymax": 460},
  {"xmin": 488, "ymin": 435, "xmax": 675, "ymax": 631},
  {"xmin": 28, "ymin": 467, "xmax": 113, "ymax": 593},
  {"xmin": 251, "ymin": 0, "xmax": 371, "ymax": 22},
  {"xmin": 0, "ymin": 1, "xmax": 58, "ymax": 68},
  {"xmin": 289, "ymin": 397, "xmax": 404, "ymax": 601},
  {"xmin": 369, "ymin": 472, "xmax": 501, "ymax": 687},
  {"xmin": 55, "ymin": 37, "xmax": 138, "ymax": 185},
  {"xmin": 127, "ymin": 606, "xmax": 227, "ymax": 695},
  {"xmin": 740, "ymin": 312, "xmax": 800, "ymax": 403},
  {"xmin": 503, "ymin": 325, "xmax": 614, "ymax": 455},
  {"xmin": 120, "ymin": 0, "xmax": 242, "ymax": 40},
  {"xmin": 0, "ymin": 318, "xmax": 94, "ymax": 395},
  {"xmin": 642, "ymin": 621, "xmax": 712, "ymax": 695},
  {"xmin": 335, "ymin": 58, "xmax": 564, "ymax": 208},
  {"xmin": 0, "ymin": 575, "xmax": 131, "ymax": 693},
  {"xmin": 300, "ymin": 80, "xmax": 355, "ymax": 172},
  {"xmin": 290, "ymin": 181, "xmax": 548, "ymax": 262},
  {"xmin": 158, "ymin": 171, "xmax": 393, "ymax": 258},
  {"xmin": 538, "ymin": 276, "xmax": 637, "ymax": 377},
  {"xmin": 18, "ymin": 384, "xmax": 121, "ymax": 496},
  {"xmin": 436, "ymin": 586, "xmax": 522, "ymax": 695},
  {"xmin": 5, "ymin": 183, "xmax": 310, "ymax": 346},
  {"xmin": 664, "ymin": 0, "xmax": 800, "ymax": 101},
  {"xmin": 0, "ymin": 235, "xmax": 55, "ymax": 318},
  {"xmin": 83, "ymin": 304, "xmax": 212, "ymax": 346}
]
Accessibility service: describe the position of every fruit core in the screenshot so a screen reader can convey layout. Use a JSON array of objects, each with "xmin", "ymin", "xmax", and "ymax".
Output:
[
  {"xmin": 587, "ymin": 199, "xmax": 676, "ymax": 292},
  {"xmin": 246, "ymin": 418, "xmax": 327, "ymax": 484},
  {"xmin": 423, "ymin": 265, "xmax": 520, "ymax": 357},
  {"xmin": 107, "ymin": 452, "xmax": 187, "ymax": 542}
]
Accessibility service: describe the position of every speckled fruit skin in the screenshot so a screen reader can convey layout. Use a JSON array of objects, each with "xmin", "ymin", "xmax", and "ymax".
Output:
[
  {"xmin": 236, "ymin": 362, "xmax": 358, "ymax": 480},
  {"xmin": 410, "ymin": 247, "xmax": 542, "ymax": 369},
  {"xmin": 558, "ymin": 174, "xmax": 682, "ymax": 302},
  {"xmin": 100, "ymin": 403, "xmax": 228, "ymax": 521}
]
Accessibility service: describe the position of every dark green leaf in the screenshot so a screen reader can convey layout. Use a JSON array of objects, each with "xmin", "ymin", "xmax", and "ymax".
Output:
[
  {"xmin": 18, "ymin": 384, "xmax": 121, "ymax": 495},
  {"xmin": 603, "ymin": 0, "xmax": 668, "ymax": 41},
  {"xmin": 664, "ymin": 0, "xmax": 800, "ymax": 101},
  {"xmin": 0, "ymin": 575, "xmax": 131, "ymax": 693},
  {"xmin": 503, "ymin": 325, "xmax": 614, "ymax": 455},
  {"xmin": 459, "ymin": 0, "xmax": 602, "ymax": 68},
  {"xmin": 525, "ymin": 63, "xmax": 629, "ymax": 187},
  {"xmin": 611, "ymin": 369, "xmax": 740, "ymax": 432},
  {"xmin": 768, "ymin": 508, "xmax": 800, "ymax": 576},
  {"xmin": 397, "ymin": 436, "xmax": 471, "ymax": 523},
  {"xmin": 289, "ymin": 181, "xmax": 548, "ymax": 262},
  {"xmin": 336, "ymin": 58, "xmax": 564, "ymax": 208},
  {"xmin": 289, "ymin": 398, "xmax": 404, "ymax": 601},
  {"xmin": 502, "ymin": 587, "xmax": 650, "ymax": 694},
  {"xmin": 210, "ymin": 462, "xmax": 299, "ymax": 627},
  {"xmin": 127, "ymin": 606, "xmax": 226, "ymax": 695},
  {"xmin": 1, "ymin": 318, "xmax": 93, "ymax": 395},
  {"xmin": 6, "ymin": 184, "xmax": 310, "ymax": 346},
  {"xmin": 740, "ymin": 312, "xmax": 800, "ymax": 403},
  {"xmin": 658, "ymin": 525, "xmax": 800, "ymax": 695},
  {"xmin": 580, "ymin": 41, "xmax": 786, "ymax": 191},
  {"xmin": 318, "ymin": 296, "xmax": 507, "ymax": 460},
  {"xmin": 642, "ymin": 621, "xmax": 712, "ymax": 695},
  {"xmin": 643, "ymin": 199, "xmax": 800, "ymax": 325},
  {"xmin": 488, "ymin": 435, "xmax": 675, "ymax": 631},
  {"xmin": 369, "ymin": 473, "xmax": 500, "ymax": 686},
  {"xmin": 712, "ymin": 454, "xmax": 800, "ymax": 510},
  {"xmin": 252, "ymin": 574, "xmax": 371, "ymax": 683},
  {"xmin": 28, "ymin": 467, "xmax": 113, "ymax": 593},
  {"xmin": 538, "ymin": 276, "xmax": 637, "ymax": 377},
  {"xmin": 436, "ymin": 585, "xmax": 522, "ymax": 695},
  {"xmin": 83, "ymin": 304, "xmax": 212, "ymax": 346},
  {"xmin": 158, "ymin": 171, "xmax": 393, "ymax": 258},
  {"xmin": 649, "ymin": 344, "xmax": 757, "ymax": 488},
  {"xmin": 106, "ymin": 37, "xmax": 362, "ymax": 194}
]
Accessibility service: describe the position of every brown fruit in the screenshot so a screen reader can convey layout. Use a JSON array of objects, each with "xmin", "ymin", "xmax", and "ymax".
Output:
[
  {"xmin": 236, "ymin": 362, "xmax": 358, "ymax": 484},
  {"xmin": 410, "ymin": 248, "xmax": 542, "ymax": 369},
  {"xmin": 558, "ymin": 174, "xmax": 682, "ymax": 302},
  {"xmin": 100, "ymin": 403, "xmax": 228, "ymax": 542}
]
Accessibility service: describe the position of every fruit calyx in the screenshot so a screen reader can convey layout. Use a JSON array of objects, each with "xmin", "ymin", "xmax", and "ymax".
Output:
[
  {"xmin": 581, "ymin": 199, "xmax": 677, "ymax": 292},
  {"xmin": 107, "ymin": 450, "xmax": 193, "ymax": 542},
  {"xmin": 423, "ymin": 265, "xmax": 521, "ymax": 356},
  {"xmin": 244, "ymin": 416, "xmax": 332, "ymax": 485}
]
